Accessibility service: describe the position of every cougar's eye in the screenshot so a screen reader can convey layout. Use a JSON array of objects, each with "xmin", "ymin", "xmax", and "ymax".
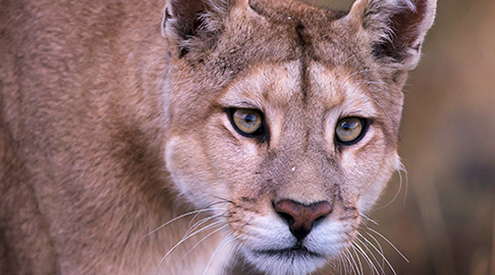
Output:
[
  {"xmin": 335, "ymin": 117, "xmax": 367, "ymax": 145},
  {"xmin": 229, "ymin": 108, "xmax": 265, "ymax": 138}
]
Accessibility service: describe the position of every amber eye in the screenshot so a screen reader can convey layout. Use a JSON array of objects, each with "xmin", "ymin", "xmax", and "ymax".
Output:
[
  {"xmin": 335, "ymin": 117, "xmax": 367, "ymax": 145},
  {"xmin": 231, "ymin": 108, "xmax": 264, "ymax": 137}
]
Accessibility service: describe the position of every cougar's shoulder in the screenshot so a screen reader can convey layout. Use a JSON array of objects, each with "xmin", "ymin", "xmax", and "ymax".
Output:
[{"xmin": 0, "ymin": 1, "xmax": 191, "ymax": 274}]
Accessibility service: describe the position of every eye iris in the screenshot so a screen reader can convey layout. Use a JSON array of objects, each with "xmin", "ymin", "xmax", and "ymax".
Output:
[
  {"xmin": 336, "ymin": 117, "xmax": 364, "ymax": 143},
  {"xmin": 233, "ymin": 109, "xmax": 262, "ymax": 135}
]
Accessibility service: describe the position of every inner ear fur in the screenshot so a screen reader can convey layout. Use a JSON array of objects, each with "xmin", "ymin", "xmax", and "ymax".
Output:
[
  {"xmin": 162, "ymin": 0, "xmax": 231, "ymax": 58},
  {"xmin": 348, "ymin": 0, "xmax": 437, "ymax": 70}
]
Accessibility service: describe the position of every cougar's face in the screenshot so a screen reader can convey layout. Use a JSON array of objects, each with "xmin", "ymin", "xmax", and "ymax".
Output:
[
  {"xmin": 164, "ymin": 2, "xmax": 406, "ymax": 274},
  {"xmin": 165, "ymin": 62, "xmax": 401, "ymax": 274}
]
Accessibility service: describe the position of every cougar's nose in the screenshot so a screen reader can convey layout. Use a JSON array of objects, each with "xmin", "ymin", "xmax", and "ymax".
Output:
[{"xmin": 274, "ymin": 200, "xmax": 332, "ymax": 240}]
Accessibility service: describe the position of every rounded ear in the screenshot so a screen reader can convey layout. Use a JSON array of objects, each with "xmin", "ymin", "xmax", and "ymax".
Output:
[
  {"xmin": 162, "ymin": 0, "xmax": 231, "ymax": 58},
  {"xmin": 347, "ymin": 0, "xmax": 437, "ymax": 71}
]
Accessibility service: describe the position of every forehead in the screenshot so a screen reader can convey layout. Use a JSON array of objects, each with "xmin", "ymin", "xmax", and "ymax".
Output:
[
  {"xmin": 218, "ymin": 60, "xmax": 378, "ymax": 120},
  {"xmin": 237, "ymin": 0, "xmax": 361, "ymax": 62},
  {"xmin": 215, "ymin": 0, "xmax": 377, "ymax": 89},
  {"xmin": 211, "ymin": 1, "xmax": 403, "ymax": 121},
  {"xmin": 213, "ymin": 0, "xmax": 360, "ymax": 69}
]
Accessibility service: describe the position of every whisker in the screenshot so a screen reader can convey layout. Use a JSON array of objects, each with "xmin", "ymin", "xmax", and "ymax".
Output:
[
  {"xmin": 334, "ymin": 254, "xmax": 341, "ymax": 274},
  {"xmin": 346, "ymin": 248, "xmax": 360, "ymax": 275},
  {"xmin": 360, "ymin": 213, "xmax": 380, "ymax": 228},
  {"xmin": 142, "ymin": 200, "xmax": 230, "ymax": 238},
  {"xmin": 341, "ymin": 252, "xmax": 350, "ymax": 275},
  {"xmin": 154, "ymin": 220, "xmax": 225, "ymax": 275},
  {"xmin": 335, "ymin": 252, "xmax": 343, "ymax": 274},
  {"xmin": 325, "ymin": 256, "xmax": 337, "ymax": 275},
  {"xmin": 354, "ymin": 239, "xmax": 378, "ymax": 275},
  {"xmin": 209, "ymin": 195, "xmax": 235, "ymax": 205},
  {"xmin": 356, "ymin": 233, "xmax": 384, "ymax": 274},
  {"xmin": 339, "ymin": 252, "xmax": 349, "ymax": 275},
  {"xmin": 398, "ymin": 160, "xmax": 410, "ymax": 207},
  {"xmin": 340, "ymin": 250, "xmax": 349, "ymax": 274},
  {"xmin": 203, "ymin": 234, "xmax": 237, "ymax": 275},
  {"xmin": 182, "ymin": 225, "xmax": 229, "ymax": 274},
  {"xmin": 377, "ymin": 160, "xmax": 408, "ymax": 210},
  {"xmin": 362, "ymin": 232, "xmax": 397, "ymax": 275},
  {"xmin": 176, "ymin": 214, "xmax": 227, "ymax": 264},
  {"xmin": 368, "ymin": 228, "xmax": 409, "ymax": 263},
  {"xmin": 377, "ymin": 171, "xmax": 403, "ymax": 209},
  {"xmin": 365, "ymin": 231, "xmax": 386, "ymax": 268},
  {"xmin": 220, "ymin": 240, "xmax": 241, "ymax": 275},
  {"xmin": 142, "ymin": 209, "xmax": 210, "ymax": 239},
  {"xmin": 352, "ymin": 245, "xmax": 364, "ymax": 275},
  {"xmin": 184, "ymin": 213, "xmax": 225, "ymax": 238}
]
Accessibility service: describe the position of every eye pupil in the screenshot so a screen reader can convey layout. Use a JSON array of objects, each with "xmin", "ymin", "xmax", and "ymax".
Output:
[
  {"xmin": 244, "ymin": 114, "xmax": 255, "ymax": 123},
  {"xmin": 342, "ymin": 122, "xmax": 352, "ymax": 130}
]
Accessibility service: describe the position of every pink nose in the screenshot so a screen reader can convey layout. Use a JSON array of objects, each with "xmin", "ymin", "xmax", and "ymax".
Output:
[{"xmin": 274, "ymin": 200, "xmax": 333, "ymax": 240}]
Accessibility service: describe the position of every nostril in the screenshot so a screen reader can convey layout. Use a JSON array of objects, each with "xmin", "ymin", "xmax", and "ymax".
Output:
[
  {"xmin": 274, "ymin": 200, "xmax": 301, "ymax": 225},
  {"xmin": 274, "ymin": 200, "xmax": 332, "ymax": 240},
  {"xmin": 276, "ymin": 211, "xmax": 295, "ymax": 225}
]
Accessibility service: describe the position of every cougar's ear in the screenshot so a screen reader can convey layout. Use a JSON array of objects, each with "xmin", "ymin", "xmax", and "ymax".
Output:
[
  {"xmin": 162, "ymin": 0, "xmax": 230, "ymax": 58},
  {"xmin": 348, "ymin": 0, "xmax": 437, "ymax": 71}
]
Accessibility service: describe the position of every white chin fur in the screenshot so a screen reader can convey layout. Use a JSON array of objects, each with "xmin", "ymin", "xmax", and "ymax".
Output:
[
  {"xmin": 237, "ymin": 216, "xmax": 351, "ymax": 274},
  {"xmin": 241, "ymin": 249, "xmax": 328, "ymax": 275}
]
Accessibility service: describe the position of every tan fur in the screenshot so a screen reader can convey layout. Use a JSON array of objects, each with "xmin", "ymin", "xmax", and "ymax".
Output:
[{"xmin": 0, "ymin": 0, "xmax": 436, "ymax": 274}]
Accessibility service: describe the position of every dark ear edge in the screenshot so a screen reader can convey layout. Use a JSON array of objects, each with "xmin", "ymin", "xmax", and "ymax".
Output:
[
  {"xmin": 370, "ymin": 0, "xmax": 428, "ymax": 61},
  {"xmin": 162, "ymin": 0, "xmax": 231, "ymax": 58},
  {"xmin": 348, "ymin": 0, "xmax": 437, "ymax": 70},
  {"xmin": 164, "ymin": 0, "xmax": 207, "ymax": 41}
]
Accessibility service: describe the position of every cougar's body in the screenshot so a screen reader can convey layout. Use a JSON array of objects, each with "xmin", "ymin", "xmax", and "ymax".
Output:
[{"xmin": 0, "ymin": 0, "xmax": 436, "ymax": 274}]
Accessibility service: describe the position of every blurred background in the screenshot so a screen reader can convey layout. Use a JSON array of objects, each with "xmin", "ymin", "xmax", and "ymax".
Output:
[{"xmin": 300, "ymin": 0, "xmax": 495, "ymax": 274}]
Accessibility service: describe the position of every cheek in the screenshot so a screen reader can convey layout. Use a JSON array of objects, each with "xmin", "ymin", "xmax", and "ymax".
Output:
[
  {"xmin": 340, "ymin": 131, "xmax": 397, "ymax": 211},
  {"xmin": 203, "ymin": 117, "xmax": 275, "ymax": 215},
  {"xmin": 341, "ymin": 129, "xmax": 383, "ymax": 181},
  {"xmin": 164, "ymin": 115, "xmax": 265, "ymax": 209},
  {"xmin": 357, "ymin": 150, "xmax": 400, "ymax": 213},
  {"xmin": 165, "ymin": 135, "xmax": 227, "ymax": 208},
  {"xmin": 203, "ymin": 116, "xmax": 263, "ymax": 187}
]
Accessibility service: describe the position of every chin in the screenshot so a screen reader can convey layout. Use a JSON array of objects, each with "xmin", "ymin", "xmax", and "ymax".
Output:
[{"xmin": 240, "ymin": 247, "xmax": 330, "ymax": 275}]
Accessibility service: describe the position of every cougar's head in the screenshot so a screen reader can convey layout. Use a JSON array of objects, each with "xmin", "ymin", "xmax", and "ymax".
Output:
[{"xmin": 162, "ymin": 0, "xmax": 436, "ymax": 273}]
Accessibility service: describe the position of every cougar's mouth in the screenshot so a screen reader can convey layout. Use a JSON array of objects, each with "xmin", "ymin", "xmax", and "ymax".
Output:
[{"xmin": 254, "ymin": 245, "xmax": 324, "ymax": 258}]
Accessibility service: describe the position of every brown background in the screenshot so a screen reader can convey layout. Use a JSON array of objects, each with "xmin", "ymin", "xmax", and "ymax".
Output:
[{"xmin": 300, "ymin": 0, "xmax": 495, "ymax": 274}]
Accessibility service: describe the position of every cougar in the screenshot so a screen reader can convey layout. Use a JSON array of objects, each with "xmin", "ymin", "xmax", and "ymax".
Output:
[{"xmin": 0, "ymin": 0, "xmax": 436, "ymax": 274}]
